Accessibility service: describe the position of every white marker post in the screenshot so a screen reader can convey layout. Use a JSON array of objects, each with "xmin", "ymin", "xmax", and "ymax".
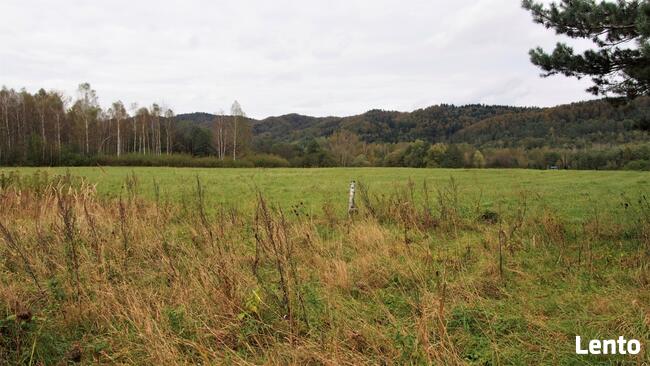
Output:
[{"xmin": 348, "ymin": 180, "xmax": 356, "ymax": 216}]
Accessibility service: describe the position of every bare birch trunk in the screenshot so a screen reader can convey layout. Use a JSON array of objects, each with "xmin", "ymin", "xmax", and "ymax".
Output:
[
  {"xmin": 141, "ymin": 117, "xmax": 146, "ymax": 154},
  {"xmin": 3, "ymin": 100, "xmax": 10, "ymax": 150},
  {"xmin": 233, "ymin": 116, "xmax": 237, "ymax": 161},
  {"xmin": 56, "ymin": 113, "xmax": 61, "ymax": 158},
  {"xmin": 84, "ymin": 115, "xmax": 89, "ymax": 155},
  {"xmin": 40, "ymin": 108, "xmax": 46, "ymax": 160},
  {"xmin": 133, "ymin": 118, "xmax": 137, "ymax": 153},
  {"xmin": 116, "ymin": 116, "xmax": 121, "ymax": 157},
  {"xmin": 157, "ymin": 117, "xmax": 161, "ymax": 155},
  {"xmin": 166, "ymin": 121, "xmax": 170, "ymax": 155},
  {"xmin": 220, "ymin": 121, "xmax": 224, "ymax": 159}
]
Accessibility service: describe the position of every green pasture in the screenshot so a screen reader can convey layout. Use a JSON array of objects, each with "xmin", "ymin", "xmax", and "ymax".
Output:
[{"xmin": 2, "ymin": 167, "xmax": 647, "ymax": 220}]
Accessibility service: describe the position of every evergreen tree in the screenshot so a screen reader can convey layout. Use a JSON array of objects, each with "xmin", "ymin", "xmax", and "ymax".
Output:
[{"xmin": 523, "ymin": 0, "xmax": 650, "ymax": 99}]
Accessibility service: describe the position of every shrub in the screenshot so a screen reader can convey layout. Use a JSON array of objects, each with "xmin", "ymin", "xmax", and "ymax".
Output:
[
  {"xmin": 248, "ymin": 154, "xmax": 290, "ymax": 168},
  {"xmin": 623, "ymin": 159, "xmax": 650, "ymax": 171},
  {"xmin": 95, "ymin": 154, "xmax": 255, "ymax": 168}
]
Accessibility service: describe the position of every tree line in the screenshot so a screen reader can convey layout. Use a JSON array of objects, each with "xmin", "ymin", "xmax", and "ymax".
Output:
[
  {"xmin": 0, "ymin": 84, "xmax": 249, "ymax": 166},
  {"xmin": 2, "ymin": 83, "xmax": 649, "ymax": 170},
  {"xmin": 253, "ymin": 130, "xmax": 650, "ymax": 171},
  {"xmin": 245, "ymin": 98, "xmax": 650, "ymax": 148}
]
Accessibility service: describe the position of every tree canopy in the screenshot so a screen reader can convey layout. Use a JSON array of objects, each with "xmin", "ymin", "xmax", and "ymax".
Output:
[
  {"xmin": 523, "ymin": 0, "xmax": 650, "ymax": 99},
  {"xmin": 1, "ymin": 83, "xmax": 649, "ymax": 170}
]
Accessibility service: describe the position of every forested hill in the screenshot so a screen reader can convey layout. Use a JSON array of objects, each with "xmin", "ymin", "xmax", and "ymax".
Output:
[{"xmin": 177, "ymin": 97, "xmax": 650, "ymax": 148}]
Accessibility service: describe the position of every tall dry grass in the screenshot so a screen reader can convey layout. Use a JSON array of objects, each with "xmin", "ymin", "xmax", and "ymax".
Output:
[{"xmin": 0, "ymin": 172, "xmax": 648, "ymax": 365}]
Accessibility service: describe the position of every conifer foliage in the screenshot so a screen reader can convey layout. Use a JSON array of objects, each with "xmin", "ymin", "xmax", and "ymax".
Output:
[{"xmin": 523, "ymin": 0, "xmax": 650, "ymax": 98}]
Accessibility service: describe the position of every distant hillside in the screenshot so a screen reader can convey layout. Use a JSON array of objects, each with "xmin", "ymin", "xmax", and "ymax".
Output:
[
  {"xmin": 176, "ymin": 97, "xmax": 650, "ymax": 148},
  {"xmin": 452, "ymin": 98, "xmax": 650, "ymax": 148},
  {"xmin": 174, "ymin": 112, "xmax": 216, "ymax": 126}
]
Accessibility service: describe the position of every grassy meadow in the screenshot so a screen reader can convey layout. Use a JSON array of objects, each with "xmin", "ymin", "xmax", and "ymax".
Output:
[
  {"xmin": 3, "ymin": 167, "xmax": 649, "ymax": 218},
  {"xmin": 0, "ymin": 167, "xmax": 648, "ymax": 365}
]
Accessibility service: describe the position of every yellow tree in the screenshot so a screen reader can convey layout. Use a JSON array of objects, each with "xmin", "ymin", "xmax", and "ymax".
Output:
[{"xmin": 327, "ymin": 130, "xmax": 360, "ymax": 167}]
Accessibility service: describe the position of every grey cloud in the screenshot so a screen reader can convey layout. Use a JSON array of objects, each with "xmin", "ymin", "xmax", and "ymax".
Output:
[{"xmin": 1, "ymin": 0, "xmax": 597, "ymax": 118}]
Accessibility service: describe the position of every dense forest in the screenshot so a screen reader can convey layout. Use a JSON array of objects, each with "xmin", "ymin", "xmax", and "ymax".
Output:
[{"xmin": 1, "ymin": 84, "xmax": 649, "ymax": 170}]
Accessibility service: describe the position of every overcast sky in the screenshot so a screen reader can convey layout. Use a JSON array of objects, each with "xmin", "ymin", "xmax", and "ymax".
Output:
[{"xmin": 1, "ymin": 0, "xmax": 596, "ymax": 119}]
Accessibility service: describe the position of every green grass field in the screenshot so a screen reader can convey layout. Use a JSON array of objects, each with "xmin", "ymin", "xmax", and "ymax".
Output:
[
  {"xmin": 3, "ymin": 167, "xmax": 649, "ymax": 219},
  {"xmin": 0, "ymin": 167, "xmax": 648, "ymax": 364}
]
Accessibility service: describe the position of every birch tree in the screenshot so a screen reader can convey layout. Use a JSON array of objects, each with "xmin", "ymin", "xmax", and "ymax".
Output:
[
  {"xmin": 230, "ymin": 101, "xmax": 244, "ymax": 161},
  {"xmin": 35, "ymin": 89, "xmax": 48, "ymax": 160},
  {"xmin": 129, "ymin": 102, "xmax": 138, "ymax": 153},
  {"xmin": 76, "ymin": 83, "xmax": 98, "ymax": 155},
  {"xmin": 151, "ymin": 103, "xmax": 162, "ymax": 155},
  {"xmin": 327, "ymin": 130, "xmax": 360, "ymax": 167},
  {"xmin": 136, "ymin": 107, "xmax": 149, "ymax": 154},
  {"xmin": 50, "ymin": 91, "xmax": 67, "ymax": 159},
  {"xmin": 164, "ymin": 108, "xmax": 174, "ymax": 154},
  {"xmin": 110, "ymin": 101, "xmax": 127, "ymax": 157},
  {"xmin": 0, "ymin": 88, "xmax": 11, "ymax": 156},
  {"xmin": 212, "ymin": 109, "xmax": 227, "ymax": 160}
]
